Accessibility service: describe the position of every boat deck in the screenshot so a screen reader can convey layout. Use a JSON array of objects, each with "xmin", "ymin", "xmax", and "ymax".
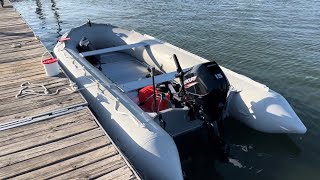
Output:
[
  {"xmin": 100, "ymin": 52, "xmax": 149, "ymax": 84},
  {"xmin": 0, "ymin": 0, "xmax": 139, "ymax": 179}
]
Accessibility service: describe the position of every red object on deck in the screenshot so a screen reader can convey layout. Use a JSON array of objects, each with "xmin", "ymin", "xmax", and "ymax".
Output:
[
  {"xmin": 42, "ymin": 57, "xmax": 58, "ymax": 64},
  {"xmin": 58, "ymin": 37, "xmax": 71, "ymax": 42},
  {"xmin": 138, "ymin": 86, "xmax": 170, "ymax": 112}
]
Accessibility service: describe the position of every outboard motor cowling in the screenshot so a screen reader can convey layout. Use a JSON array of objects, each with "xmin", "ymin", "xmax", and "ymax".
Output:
[
  {"xmin": 173, "ymin": 54, "xmax": 230, "ymax": 162},
  {"xmin": 183, "ymin": 61, "xmax": 230, "ymax": 122}
]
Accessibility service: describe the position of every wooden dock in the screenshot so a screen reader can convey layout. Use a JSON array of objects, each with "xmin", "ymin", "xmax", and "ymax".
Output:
[{"xmin": 0, "ymin": 0, "xmax": 139, "ymax": 179}]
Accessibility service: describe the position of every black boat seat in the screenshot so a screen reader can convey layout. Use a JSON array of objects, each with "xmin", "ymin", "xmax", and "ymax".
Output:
[{"xmin": 80, "ymin": 42, "xmax": 148, "ymax": 57}]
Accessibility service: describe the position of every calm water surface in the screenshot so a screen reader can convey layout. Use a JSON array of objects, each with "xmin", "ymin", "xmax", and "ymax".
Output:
[{"xmin": 10, "ymin": 0, "xmax": 320, "ymax": 179}]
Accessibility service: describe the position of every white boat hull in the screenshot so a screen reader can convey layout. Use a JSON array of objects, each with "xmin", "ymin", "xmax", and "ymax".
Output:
[
  {"xmin": 54, "ymin": 23, "xmax": 306, "ymax": 180},
  {"xmin": 55, "ymin": 47, "xmax": 183, "ymax": 180}
]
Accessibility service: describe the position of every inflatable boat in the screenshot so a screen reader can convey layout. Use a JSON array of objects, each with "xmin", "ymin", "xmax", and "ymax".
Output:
[{"xmin": 54, "ymin": 22, "xmax": 306, "ymax": 179}]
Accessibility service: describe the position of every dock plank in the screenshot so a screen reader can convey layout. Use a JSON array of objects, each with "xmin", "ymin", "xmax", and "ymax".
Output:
[
  {"xmin": 0, "ymin": 128, "xmax": 105, "ymax": 168},
  {"xmin": 15, "ymin": 145, "xmax": 119, "ymax": 179},
  {"xmin": 97, "ymin": 166, "xmax": 138, "ymax": 180},
  {"xmin": 0, "ymin": 109, "xmax": 92, "ymax": 143},
  {"xmin": 0, "ymin": 36, "xmax": 37, "ymax": 46},
  {"xmin": 0, "ymin": 135, "xmax": 109, "ymax": 178},
  {"xmin": 0, "ymin": 58, "xmax": 40, "ymax": 70},
  {"xmin": 0, "ymin": 93, "xmax": 84, "ymax": 122},
  {"xmin": 0, "ymin": 43, "xmax": 44, "ymax": 55},
  {"xmin": 0, "ymin": 113, "xmax": 98, "ymax": 156},
  {"xmin": 53, "ymin": 154, "xmax": 127, "ymax": 179},
  {"xmin": 0, "ymin": 33, "xmax": 35, "ymax": 43}
]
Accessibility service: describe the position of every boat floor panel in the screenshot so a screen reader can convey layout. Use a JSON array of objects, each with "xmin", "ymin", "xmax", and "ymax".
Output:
[{"xmin": 99, "ymin": 52, "xmax": 149, "ymax": 84}]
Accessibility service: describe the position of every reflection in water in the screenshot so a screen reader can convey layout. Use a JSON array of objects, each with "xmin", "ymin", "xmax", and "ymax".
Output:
[
  {"xmin": 35, "ymin": 0, "xmax": 45, "ymax": 21},
  {"xmin": 50, "ymin": 0, "xmax": 62, "ymax": 36},
  {"xmin": 34, "ymin": 0, "xmax": 62, "ymax": 36}
]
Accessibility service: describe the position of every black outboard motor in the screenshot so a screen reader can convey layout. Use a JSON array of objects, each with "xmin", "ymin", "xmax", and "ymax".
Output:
[
  {"xmin": 173, "ymin": 54, "xmax": 230, "ymax": 162},
  {"xmin": 183, "ymin": 61, "xmax": 230, "ymax": 122}
]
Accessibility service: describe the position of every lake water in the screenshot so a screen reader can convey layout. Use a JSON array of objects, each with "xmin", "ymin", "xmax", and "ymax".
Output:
[{"xmin": 10, "ymin": 0, "xmax": 320, "ymax": 179}]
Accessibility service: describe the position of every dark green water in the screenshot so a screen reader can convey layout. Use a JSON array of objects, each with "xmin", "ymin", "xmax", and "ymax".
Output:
[{"xmin": 10, "ymin": 0, "xmax": 320, "ymax": 179}]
